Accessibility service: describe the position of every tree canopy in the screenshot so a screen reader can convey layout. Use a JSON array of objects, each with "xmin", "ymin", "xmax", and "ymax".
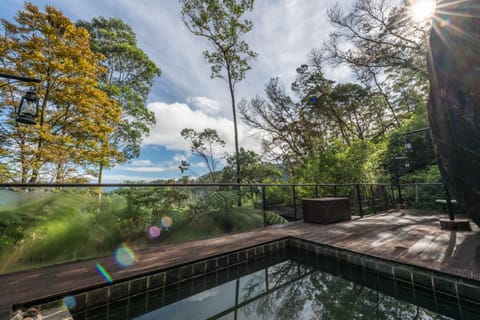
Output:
[
  {"xmin": 323, "ymin": 0, "xmax": 431, "ymax": 127},
  {"xmin": 76, "ymin": 17, "xmax": 161, "ymax": 182},
  {"xmin": 241, "ymin": 57, "xmax": 390, "ymax": 182},
  {"xmin": 239, "ymin": 0, "xmax": 439, "ymax": 185},
  {"xmin": 180, "ymin": 128, "xmax": 226, "ymax": 182},
  {"xmin": 0, "ymin": 3, "xmax": 122, "ymax": 183},
  {"xmin": 180, "ymin": 0, "xmax": 257, "ymax": 184},
  {"xmin": 0, "ymin": 0, "xmax": 448, "ymax": 200}
]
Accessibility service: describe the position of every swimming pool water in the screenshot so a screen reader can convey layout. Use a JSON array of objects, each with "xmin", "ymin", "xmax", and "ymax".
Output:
[
  {"xmin": 130, "ymin": 259, "xmax": 453, "ymax": 320},
  {"xmin": 70, "ymin": 247, "xmax": 471, "ymax": 320}
]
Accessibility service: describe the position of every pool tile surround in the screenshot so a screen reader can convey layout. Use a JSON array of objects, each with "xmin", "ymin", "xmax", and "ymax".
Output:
[
  {"xmin": 19, "ymin": 237, "xmax": 480, "ymax": 320},
  {"xmin": 289, "ymin": 238, "xmax": 480, "ymax": 319},
  {"xmin": 64, "ymin": 239, "xmax": 289, "ymax": 313}
]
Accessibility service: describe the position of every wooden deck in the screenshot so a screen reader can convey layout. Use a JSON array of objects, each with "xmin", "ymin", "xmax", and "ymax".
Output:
[{"xmin": 1, "ymin": 209, "xmax": 479, "ymax": 317}]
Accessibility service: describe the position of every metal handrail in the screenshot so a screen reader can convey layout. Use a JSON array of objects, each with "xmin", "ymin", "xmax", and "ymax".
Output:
[{"xmin": 0, "ymin": 182, "xmax": 391, "ymax": 188}]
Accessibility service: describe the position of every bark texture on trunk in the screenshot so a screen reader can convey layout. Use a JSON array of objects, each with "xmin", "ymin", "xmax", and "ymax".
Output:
[{"xmin": 427, "ymin": 0, "xmax": 480, "ymax": 226}]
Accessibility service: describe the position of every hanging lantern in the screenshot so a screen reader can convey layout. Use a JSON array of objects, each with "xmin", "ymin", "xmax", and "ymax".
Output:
[
  {"xmin": 404, "ymin": 138, "xmax": 413, "ymax": 153},
  {"xmin": 16, "ymin": 91, "xmax": 39, "ymax": 125}
]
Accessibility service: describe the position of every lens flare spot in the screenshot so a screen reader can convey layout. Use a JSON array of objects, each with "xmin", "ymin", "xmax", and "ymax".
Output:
[
  {"xmin": 161, "ymin": 216, "xmax": 173, "ymax": 229},
  {"xmin": 96, "ymin": 263, "xmax": 113, "ymax": 284},
  {"xmin": 149, "ymin": 226, "xmax": 161, "ymax": 239},
  {"xmin": 439, "ymin": 17, "xmax": 451, "ymax": 28},
  {"xmin": 63, "ymin": 295, "xmax": 77, "ymax": 309},
  {"xmin": 115, "ymin": 244, "xmax": 137, "ymax": 268}
]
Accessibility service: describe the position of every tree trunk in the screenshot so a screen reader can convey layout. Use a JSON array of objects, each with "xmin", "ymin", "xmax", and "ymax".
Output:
[
  {"xmin": 97, "ymin": 162, "xmax": 103, "ymax": 213},
  {"xmin": 226, "ymin": 61, "xmax": 242, "ymax": 207},
  {"xmin": 228, "ymin": 74, "xmax": 241, "ymax": 185},
  {"xmin": 98, "ymin": 162, "xmax": 103, "ymax": 184},
  {"xmin": 427, "ymin": 0, "xmax": 480, "ymax": 226}
]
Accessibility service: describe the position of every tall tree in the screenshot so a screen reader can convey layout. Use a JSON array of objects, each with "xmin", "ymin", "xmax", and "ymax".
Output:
[
  {"xmin": 76, "ymin": 17, "xmax": 161, "ymax": 183},
  {"xmin": 180, "ymin": 0, "xmax": 257, "ymax": 185},
  {"xmin": 0, "ymin": 3, "xmax": 121, "ymax": 183},
  {"xmin": 323, "ymin": 0, "xmax": 432, "ymax": 127},
  {"xmin": 240, "ymin": 77, "xmax": 320, "ymax": 172},
  {"xmin": 241, "ymin": 58, "xmax": 388, "ymax": 176}
]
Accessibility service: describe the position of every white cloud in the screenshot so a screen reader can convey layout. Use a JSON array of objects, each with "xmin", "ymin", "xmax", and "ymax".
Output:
[
  {"xmin": 58, "ymin": 0, "xmax": 356, "ymax": 115},
  {"xmin": 188, "ymin": 288, "xmax": 219, "ymax": 302},
  {"xmin": 241, "ymin": 0, "xmax": 347, "ymax": 98},
  {"xmin": 187, "ymin": 96, "xmax": 221, "ymax": 115},
  {"xmin": 191, "ymin": 162, "xmax": 207, "ymax": 168},
  {"xmin": 121, "ymin": 159, "xmax": 179, "ymax": 174},
  {"xmin": 101, "ymin": 174, "xmax": 161, "ymax": 182},
  {"xmin": 123, "ymin": 166, "xmax": 176, "ymax": 173},
  {"xmin": 130, "ymin": 160, "xmax": 153, "ymax": 166},
  {"xmin": 144, "ymin": 101, "xmax": 262, "ymax": 154},
  {"xmin": 324, "ymin": 64, "xmax": 354, "ymax": 84},
  {"xmin": 173, "ymin": 153, "xmax": 188, "ymax": 162}
]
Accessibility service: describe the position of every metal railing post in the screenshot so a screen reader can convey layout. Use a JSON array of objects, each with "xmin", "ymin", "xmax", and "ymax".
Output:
[
  {"xmin": 381, "ymin": 185, "xmax": 388, "ymax": 210},
  {"xmin": 390, "ymin": 184, "xmax": 396, "ymax": 207},
  {"xmin": 393, "ymin": 159, "xmax": 403, "ymax": 204},
  {"xmin": 315, "ymin": 185, "xmax": 319, "ymax": 198},
  {"xmin": 292, "ymin": 185, "xmax": 298, "ymax": 222},
  {"xmin": 415, "ymin": 183, "xmax": 419, "ymax": 203},
  {"xmin": 370, "ymin": 185, "xmax": 376, "ymax": 214},
  {"xmin": 262, "ymin": 185, "xmax": 267, "ymax": 226},
  {"xmin": 443, "ymin": 185, "xmax": 455, "ymax": 221},
  {"xmin": 356, "ymin": 184, "xmax": 363, "ymax": 217}
]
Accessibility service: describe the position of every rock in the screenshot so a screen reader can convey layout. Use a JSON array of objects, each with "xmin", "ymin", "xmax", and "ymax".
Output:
[
  {"xmin": 427, "ymin": 0, "xmax": 480, "ymax": 227},
  {"xmin": 10, "ymin": 310, "xmax": 23, "ymax": 320},
  {"xmin": 23, "ymin": 307, "xmax": 39, "ymax": 318}
]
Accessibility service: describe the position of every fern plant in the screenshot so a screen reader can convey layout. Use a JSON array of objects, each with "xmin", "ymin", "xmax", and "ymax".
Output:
[
  {"xmin": 265, "ymin": 211, "xmax": 289, "ymax": 225},
  {"xmin": 205, "ymin": 191, "xmax": 239, "ymax": 213}
]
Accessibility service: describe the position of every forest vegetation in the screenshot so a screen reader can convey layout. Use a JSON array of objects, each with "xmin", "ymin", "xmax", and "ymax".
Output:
[{"xmin": 0, "ymin": 0, "xmax": 443, "ymax": 273}]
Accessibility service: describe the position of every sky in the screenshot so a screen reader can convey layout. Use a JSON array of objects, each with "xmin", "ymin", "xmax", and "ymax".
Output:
[{"xmin": 1, "ymin": 0, "xmax": 356, "ymax": 182}]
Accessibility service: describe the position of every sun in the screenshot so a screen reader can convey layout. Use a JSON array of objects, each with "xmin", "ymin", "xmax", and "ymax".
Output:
[{"xmin": 410, "ymin": 0, "xmax": 436, "ymax": 23}]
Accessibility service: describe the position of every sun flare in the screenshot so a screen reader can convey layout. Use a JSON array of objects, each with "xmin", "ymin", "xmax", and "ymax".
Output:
[{"xmin": 410, "ymin": 0, "xmax": 436, "ymax": 23}]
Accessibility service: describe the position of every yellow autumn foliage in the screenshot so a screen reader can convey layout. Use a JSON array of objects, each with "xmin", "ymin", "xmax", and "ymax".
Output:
[{"xmin": 0, "ymin": 3, "xmax": 122, "ymax": 182}]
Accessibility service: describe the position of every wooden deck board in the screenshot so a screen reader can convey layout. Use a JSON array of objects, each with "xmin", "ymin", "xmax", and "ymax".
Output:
[{"xmin": 1, "ymin": 209, "xmax": 479, "ymax": 318}]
